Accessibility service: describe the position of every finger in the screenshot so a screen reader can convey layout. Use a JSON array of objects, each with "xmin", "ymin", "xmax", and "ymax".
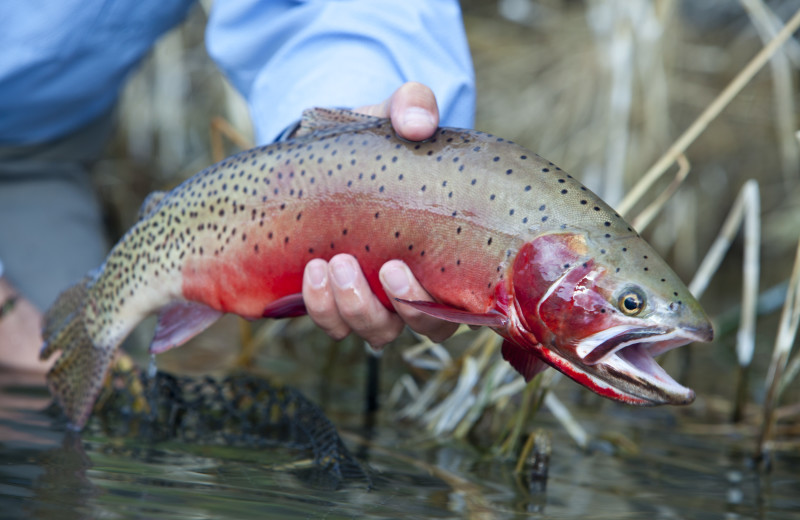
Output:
[
  {"xmin": 302, "ymin": 258, "xmax": 351, "ymax": 340},
  {"xmin": 388, "ymin": 82, "xmax": 439, "ymax": 141},
  {"xmin": 328, "ymin": 254, "xmax": 405, "ymax": 348},
  {"xmin": 379, "ymin": 260, "xmax": 459, "ymax": 343},
  {"xmin": 355, "ymin": 81, "xmax": 439, "ymax": 142}
]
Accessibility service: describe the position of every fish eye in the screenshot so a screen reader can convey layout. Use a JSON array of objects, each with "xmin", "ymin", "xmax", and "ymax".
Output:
[{"xmin": 618, "ymin": 286, "xmax": 646, "ymax": 316}]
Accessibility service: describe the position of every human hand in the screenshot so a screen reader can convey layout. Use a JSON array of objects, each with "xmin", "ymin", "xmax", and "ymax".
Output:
[
  {"xmin": 301, "ymin": 82, "xmax": 459, "ymax": 348},
  {"xmin": 0, "ymin": 277, "xmax": 50, "ymax": 374}
]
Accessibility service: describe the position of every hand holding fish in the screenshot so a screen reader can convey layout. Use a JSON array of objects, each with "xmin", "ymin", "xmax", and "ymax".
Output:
[{"xmin": 303, "ymin": 82, "xmax": 459, "ymax": 348}]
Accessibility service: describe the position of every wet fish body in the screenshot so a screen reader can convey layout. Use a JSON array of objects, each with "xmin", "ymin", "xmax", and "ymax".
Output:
[{"xmin": 41, "ymin": 109, "xmax": 713, "ymax": 429}]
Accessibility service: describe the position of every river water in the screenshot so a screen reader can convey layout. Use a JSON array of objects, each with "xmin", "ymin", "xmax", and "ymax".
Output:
[{"xmin": 2, "ymin": 366, "xmax": 799, "ymax": 520}]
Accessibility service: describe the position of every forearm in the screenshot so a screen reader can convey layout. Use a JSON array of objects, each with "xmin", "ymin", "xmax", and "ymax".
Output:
[{"xmin": 206, "ymin": 0, "xmax": 475, "ymax": 143}]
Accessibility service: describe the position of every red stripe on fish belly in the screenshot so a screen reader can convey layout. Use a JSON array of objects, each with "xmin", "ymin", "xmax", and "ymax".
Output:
[{"xmin": 181, "ymin": 193, "xmax": 512, "ymax": 319}]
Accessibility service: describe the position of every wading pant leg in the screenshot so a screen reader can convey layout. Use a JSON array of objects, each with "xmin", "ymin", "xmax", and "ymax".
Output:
[{"xmin": 0, "ymin": 113, "xmax": 113, "ymax": 311}]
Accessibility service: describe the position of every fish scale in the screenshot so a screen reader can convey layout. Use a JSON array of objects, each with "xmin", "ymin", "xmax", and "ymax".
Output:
[{"xmin": 40, "ymin": 108, "xmax": 713, "ymax": 429}]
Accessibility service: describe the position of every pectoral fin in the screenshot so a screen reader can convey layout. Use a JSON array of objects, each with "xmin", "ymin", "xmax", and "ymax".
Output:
[
  {"xmin": 151, "ymin": 301, "xmax": 224, "ymax": 354},
  {"xmin": 501, "ymin": 340, "xmax": 550, "ymax": 382},
  {"xmin": 394, "ymin": 299, "xmax": 508, "ymax": 327},
  {"xmin": 262, "ymin": 293, "xmax": 308, "ymax": 318}
]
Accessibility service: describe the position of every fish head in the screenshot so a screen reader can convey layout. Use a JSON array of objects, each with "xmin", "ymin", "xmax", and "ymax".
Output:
[{"xmin": 508, "ymin": 232, "xmax": 713, "ymax": 405}]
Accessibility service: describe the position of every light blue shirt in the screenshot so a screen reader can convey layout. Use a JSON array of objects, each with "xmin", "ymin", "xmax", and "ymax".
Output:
[{"xmin": 0, "ymin": 0, "xmax": 475, "ymax": 145}]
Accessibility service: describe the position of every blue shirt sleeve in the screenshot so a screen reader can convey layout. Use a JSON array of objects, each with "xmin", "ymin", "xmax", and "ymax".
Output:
[
  {"xmin": 206, "ymin": 0, "xmax": 475, "ymax": 144},
  {"xmin": 0, "ymin": 0, "xmax": 195, "ymax": 144}
]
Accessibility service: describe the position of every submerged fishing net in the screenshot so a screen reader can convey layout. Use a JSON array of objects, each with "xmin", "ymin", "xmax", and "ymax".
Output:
[{"xmin": 83, "ymin": 356, "xmax": 371, "ymax": 488}]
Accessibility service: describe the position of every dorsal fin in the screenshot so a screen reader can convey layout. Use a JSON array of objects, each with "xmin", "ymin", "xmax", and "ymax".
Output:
[
  {"xmin": 137, "ymin": 191, "xmax": 168, "ymax": 221},
  {"xmin": 294, "ymin": 108, "xmax": 384, "ymax": 138}
]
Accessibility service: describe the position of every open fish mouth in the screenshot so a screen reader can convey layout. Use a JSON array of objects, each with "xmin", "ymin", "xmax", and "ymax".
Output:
[{"xmin": 568, "ymin": 324, "xmax": 713, "ymax": 405}]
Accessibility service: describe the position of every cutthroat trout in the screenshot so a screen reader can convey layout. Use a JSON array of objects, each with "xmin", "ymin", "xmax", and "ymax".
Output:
[{"xmin": 41, "ymin": 108, "xmax": 713, "ymax": 429}]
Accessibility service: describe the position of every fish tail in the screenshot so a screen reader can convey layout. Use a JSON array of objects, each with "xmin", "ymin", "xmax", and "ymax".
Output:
[{"xmin": 39, "ymin": 273, "xmax": 113, "ymax": 430}]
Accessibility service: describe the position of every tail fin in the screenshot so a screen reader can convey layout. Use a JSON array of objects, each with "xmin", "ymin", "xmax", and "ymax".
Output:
[{"xmin": 39, "ymin": 274, "xmax": 114, "ymax": 430}]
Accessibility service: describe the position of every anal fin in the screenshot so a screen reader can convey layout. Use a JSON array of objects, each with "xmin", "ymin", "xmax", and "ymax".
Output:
[
  {"xmin": 151, "ymin": 301, "xmax": 223, "ymax": 354},
  {"xmin": 501, "ymin": 340, "xmax": 550, "ymax": 382}
]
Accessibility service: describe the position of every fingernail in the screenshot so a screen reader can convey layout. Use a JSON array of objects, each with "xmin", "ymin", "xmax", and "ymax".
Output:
[
  {"xmin": 307, "ymin": 262, "xmax": 326, "ymax": 289},
  {"xmin": 402, "ymin": 106, "xmax": 435, "ymax": 129},
  {"xmin": 331, "ymin": 258, "xmax": 356, "ymax": 288},
  {"xmin": 380, "ymin": 264, "xmax": 410, "ymax": 296}
]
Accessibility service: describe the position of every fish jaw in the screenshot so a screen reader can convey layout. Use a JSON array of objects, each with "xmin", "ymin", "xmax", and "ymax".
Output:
[
  {"xmin": 507, "ymin": 233, "xmax": 713, "ymax": 405},
  {"xmin": 503, "ymin": 295, "xmax": 703, "ymax": 405},
  {"xmin": 551, "ymin": 328, "xmax": 703, "ymax": 405}
]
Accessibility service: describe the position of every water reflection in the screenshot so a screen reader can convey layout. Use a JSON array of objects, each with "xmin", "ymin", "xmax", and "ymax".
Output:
[{"xmin": 2, "ymin": 368, "xmax": 800, "ymax": 519}]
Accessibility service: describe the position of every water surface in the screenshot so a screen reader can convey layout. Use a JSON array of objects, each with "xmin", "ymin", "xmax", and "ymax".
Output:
[{"xmin": 2, "ymin": 368, "xmax": 798, "ymax": 520}]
